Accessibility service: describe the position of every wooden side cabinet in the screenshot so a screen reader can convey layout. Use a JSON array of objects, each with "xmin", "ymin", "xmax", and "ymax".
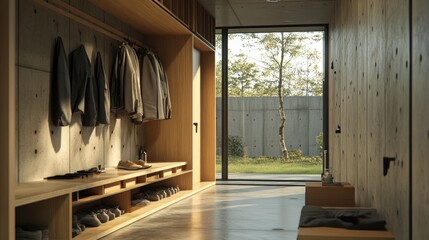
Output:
[{"xmin": 305, "ymin": 182, "xmax": 355, "ymax": 207}]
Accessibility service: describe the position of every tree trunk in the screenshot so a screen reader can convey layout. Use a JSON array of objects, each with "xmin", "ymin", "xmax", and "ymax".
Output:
[
  {"xmin": 278, "ymin": 33, "xmax": 289, "ymax": 160},
  {"xmin": 278, "ymin": 94, "xmax": 289, "ymax": 160}
]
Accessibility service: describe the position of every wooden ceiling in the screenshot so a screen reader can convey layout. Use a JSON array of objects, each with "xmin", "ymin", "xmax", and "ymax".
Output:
[{"xmin": 197, "ymin": 0, "xmax": 335, "ymax": 28}]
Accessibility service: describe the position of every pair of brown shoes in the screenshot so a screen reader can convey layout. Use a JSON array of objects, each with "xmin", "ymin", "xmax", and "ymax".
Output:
[{"xmin": 117, "ymin": 160, "xmax": 152, "ymax": 170}]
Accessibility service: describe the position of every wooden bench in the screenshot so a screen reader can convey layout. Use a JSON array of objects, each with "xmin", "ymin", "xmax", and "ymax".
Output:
[{"xmin": 298, "ymin": 226, "xmax": 395, "ymax": 240}]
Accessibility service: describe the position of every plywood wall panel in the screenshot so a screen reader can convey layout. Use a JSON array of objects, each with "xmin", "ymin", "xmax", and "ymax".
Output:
[
  {"xmin": 331, "ymin": 0, "xmax": 411, "ymax": 238},
  {"xmin": 143, "ymin": 36, "xmax": 193, "ymax": 168},
  {"xmin": 338, "ymin": 0, "xmax": 348, "ymax": 182},
  {"xmin": 356, "ymin": 0, "xmax": 369, "ymax": 207},
  {"xmin": 366, "ymin": 0, "xmax": 386, "ymax": 212},
  {"xmin": 329, "ymin": 1, "xmax": 342, "ymax": 180},
  {"xmin": 18, "ymin": 67, "xmax": 69, "ymax": 182},
  {"xmin": 344, "ymin": 0, "xmax": 359, "ymax": 188},
  {"xmin": 383, "ymin": 0, "xmax": 410, "ymax": 239},
  {"xmin": 412, "ymin": 0, "xmax": 429, "ymax": 239}
]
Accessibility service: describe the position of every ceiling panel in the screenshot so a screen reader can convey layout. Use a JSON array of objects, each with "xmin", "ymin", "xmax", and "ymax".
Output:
[{"xmin": 198, "ymin": 0, "xmax": 335, "ymax": 27}]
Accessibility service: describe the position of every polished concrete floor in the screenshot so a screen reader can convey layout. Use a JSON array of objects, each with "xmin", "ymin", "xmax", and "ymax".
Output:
[{"xmin": 102, "ymin": 185, "xmax": 305, "ymax": 240}]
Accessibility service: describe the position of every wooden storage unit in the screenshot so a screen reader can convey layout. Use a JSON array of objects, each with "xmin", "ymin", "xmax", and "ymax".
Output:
[
  {"xmin": 154, "ymin": 0, "xmax": 215, "ymax": 46},
  {"xmin": 15, "ymin": 162, "xmax": 214, "ymax": 239},
  {"xmin": 12, "ymin": 0, "xmax": 215, "ymax": 239},
  {"xmin": 305, "ymin": 182, "xmax": 355, "ymax": 207}
]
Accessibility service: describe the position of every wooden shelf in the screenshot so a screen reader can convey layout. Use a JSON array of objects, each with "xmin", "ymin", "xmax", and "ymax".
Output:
[
  {"xmin": 74, "ymin": 181, "xmax": 215, "ymax": 240},
  {"xmin": 15, "ymin": 162, "xmax": 187, "ymax": 207},
  {"xmin": 88, "ymin": 0, "xmax": 214, "ymax": 51},
  {"xmin": 89, "ymin": 0, "xmax": 188, "ymax": 36},
  {"xmin": 72, "ymin": 170, "xmax": 192, "ymax": 207}
]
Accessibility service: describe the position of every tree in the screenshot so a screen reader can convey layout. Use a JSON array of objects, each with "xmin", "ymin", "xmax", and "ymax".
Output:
[
  {"xmin": 290, "ymin": 33, "xmax": 323, "ymax": 96},
  {"xmin": 248, "ymin": 32, "xmax": 306, "ymax": 160},
  {"xmin": 228, "ymin": 54, "xmax": 259, "ymax": 97}
]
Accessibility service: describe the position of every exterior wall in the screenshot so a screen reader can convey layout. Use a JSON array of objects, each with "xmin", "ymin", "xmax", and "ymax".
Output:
[
  {"xmin": 216, "ymin": 96, "xmax": 323, "ymax": 157},
  {"xmin": 16, "ymin": 0, "xmax": 145, "ymax": 182},
  {"xmin": 329, "ymin": 0, "xmax": 410, "ymax": 239}
]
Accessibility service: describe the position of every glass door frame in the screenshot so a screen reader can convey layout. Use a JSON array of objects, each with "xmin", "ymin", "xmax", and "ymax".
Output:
[{"xmin": 218, "ymin": 25, "xmax": 330, "ymax": 181}]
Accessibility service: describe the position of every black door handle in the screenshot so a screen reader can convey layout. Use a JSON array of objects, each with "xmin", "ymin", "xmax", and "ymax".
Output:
[
  {"xmin": 193, "ymin": 122, "xmax": 198, "ymax": 133},
  {"xmin": 383, "ymin": 157, "xmax": 396, "ymax": 176}
]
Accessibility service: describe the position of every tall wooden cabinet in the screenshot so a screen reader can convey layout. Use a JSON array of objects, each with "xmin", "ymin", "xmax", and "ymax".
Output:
[{"xmin": 9, "ymin": 0, "xmax": 215, "ymax": 239}]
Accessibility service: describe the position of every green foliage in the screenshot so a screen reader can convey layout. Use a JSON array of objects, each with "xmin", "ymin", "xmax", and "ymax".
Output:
[
  {"xmin": 228, "ymin": 135, "xmax": 244, "ymax": 157},
  {"xmin": 215, "ymin": 60, "xmax": 222, "ymax": 97},
  {"xmin": 228, "ymin": 54, "xmax": 260, "ymax": 97},
  {"xmin": 316, "ymin": 132, "xmax": 324, "ymax": 157},
  {"xmin": 215, "ymin": 154, "xmax": 322, "ymax": 174}
]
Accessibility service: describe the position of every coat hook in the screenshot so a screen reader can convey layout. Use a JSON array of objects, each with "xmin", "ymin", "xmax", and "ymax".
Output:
[
  {"xmin": 53, "ymin": 18, "xmax": 59, "ymax": 35},
  {"xmin": 94, "ymin": 35, "xmax": 97, "ymax": 49}
]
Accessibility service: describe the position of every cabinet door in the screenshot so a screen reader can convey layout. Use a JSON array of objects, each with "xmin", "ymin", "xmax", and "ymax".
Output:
[{"xmin": 192, "ymin": 48, "xmax": 201, "ymax": 185}]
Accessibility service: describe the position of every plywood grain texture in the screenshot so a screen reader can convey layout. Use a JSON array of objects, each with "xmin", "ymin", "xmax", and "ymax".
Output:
[
  {"xmin": 330, "ymin": 0, "xmax": 412, "ymax": 239},
  {"xmin": 383, "ymin": 0, "xmax": 410, "ymax": 239},
  {"xmin": 201, "ymin": 51, "xmax": 216, "ymax": 181},
  {"xmin": 329, "ymin": 2, "xmax": 342, "ymax": 180},
  {"xmin": 344, "ymin": 0, "xmax": 359, "ymax": 188},
  {"xmin": 339, "ymin": 0, "xmax": 348, "ymax": 182},
  {"xmin": 18, "ymin": 67, "xmax": 70, "ymax": 182},
  {"xmin": 412, "ymin": 0, "xmax": 429, "ymax": 239},
  {"xmin": 356, "ymin": 0, "xmax": 369, "ymax": 207},
  {"xmin": 366, "ymin": 0, "xmax": 385, "ymax": 213},
  {"xmin": 192, "ymin": 48, "xmax": 201, "ymax": 185},
  {"xmin": 143, "ymin": 35, "xmax": 194, "ymax": 168},
  {"xmin": 0, "ymin": 0, "xmax": 16, "ymax": 238},
  {"xmin": 16, "ymin": 194, "xmax": 71, "ymax": 239}
]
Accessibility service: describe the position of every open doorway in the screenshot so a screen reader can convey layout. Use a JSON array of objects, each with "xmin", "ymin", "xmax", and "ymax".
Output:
[{"xmin": 216, "ymin": 26, "xmax": 328, "ymax": 183}]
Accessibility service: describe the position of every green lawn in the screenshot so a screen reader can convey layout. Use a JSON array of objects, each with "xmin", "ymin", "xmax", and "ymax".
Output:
[{"xmin": 216, "ymin": 154, "xmax": 323, "ymax": 174}]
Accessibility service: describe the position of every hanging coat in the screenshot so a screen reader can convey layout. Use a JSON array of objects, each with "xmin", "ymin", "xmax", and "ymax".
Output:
[
  {"xmin": 70, "ymin": 45, "xmax": 97, "ymax": 126},
  {"xmin": 140, "ymin": 49, "xmax": 158, "ymax": 120},
  {"xmin": 95, "ymin": 52, "xmax": 110, "ymax": 125},
  {"xmin": 51, "ymin": 36, "xmax": 72, "ymax": 126},
  {"xmin": 140, "ymin": 49, "xmax": 172, "ymax": 120},
  {"xmin": 111, "ymin": 43, "xmax": 143, "ymax": 123}
]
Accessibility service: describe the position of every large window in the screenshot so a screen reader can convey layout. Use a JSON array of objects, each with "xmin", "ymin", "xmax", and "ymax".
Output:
[{"xmin": 216, "ymin": 27, "xmax": 327, "ymax": 181}]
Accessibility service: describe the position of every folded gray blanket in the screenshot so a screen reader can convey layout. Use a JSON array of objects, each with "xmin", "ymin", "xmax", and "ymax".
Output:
[{"xmin": 299, "ymin": 205, "xmax": 387, "ymax": 230}]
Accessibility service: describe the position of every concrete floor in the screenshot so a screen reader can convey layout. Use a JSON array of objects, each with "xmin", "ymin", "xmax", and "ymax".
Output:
[{"xmin": 101, "ymin": 185, "xmax": 305, "ymax": 240}]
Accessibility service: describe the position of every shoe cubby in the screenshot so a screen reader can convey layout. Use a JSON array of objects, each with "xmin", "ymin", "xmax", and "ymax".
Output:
[
  {"xmin": 16, "ymin": 194, "xmax": 71, "ymax": 240},
  {"xmin": 77, "ymin": 186, "xmax": 104, "ymax": 201}
]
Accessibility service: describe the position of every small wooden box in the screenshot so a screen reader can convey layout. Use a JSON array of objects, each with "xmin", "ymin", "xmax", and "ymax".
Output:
[
  {"xmin": 305, "ymin": 182, "xmax": 355, "ymax": 207},
  {"xmin": 298, "ymin": 227, "xmax": 395, "ymax": 240}
]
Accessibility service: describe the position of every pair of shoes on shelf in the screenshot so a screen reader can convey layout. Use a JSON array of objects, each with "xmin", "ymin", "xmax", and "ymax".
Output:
[
  {"xmin": 131, "ymin": 198, "xmax": 151, "ymax": 207},
  {"xmin": 137, "ymin": 185, "xmax": 180, "ymax": 202},
  {"xmin": 16, "ymin": 226, "xmax": 49, "ymax": 240},
  {"xmin": 94, "ymin": 209, "xmax": 109, "ymax": 223},
  {"xmin": 77, "ymin": 211, "xmax": 102, "ymax": 227},
  {"xmin": 106, "ymin": 206, "xmax": 123, "ymax": 218},
  {"xmin": 117, "ymin": 160, "xmax": 152, "ymax": 170},
  {"xmin": 72, "ymin": 214, "xmax": 86, "ymax": 237}
]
